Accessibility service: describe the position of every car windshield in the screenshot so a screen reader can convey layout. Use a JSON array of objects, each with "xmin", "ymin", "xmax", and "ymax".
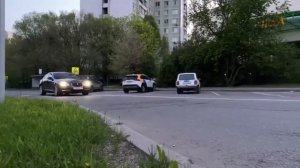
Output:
[
  {"xmin": 179, "ymin": 74, "xmax": 195, "ymax": 80},
  {"xmin": 53, "ymin": 73, "xmax": 76, "ymax": 79},
  {"xmin": 124, "ymin": 75, "xmax": 138, "ymax": 80}
]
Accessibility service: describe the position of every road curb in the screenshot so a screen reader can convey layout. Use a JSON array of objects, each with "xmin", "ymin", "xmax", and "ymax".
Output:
[{"xmin": 80, "ymin": 105, "xmax": 204, "ymax": 168}]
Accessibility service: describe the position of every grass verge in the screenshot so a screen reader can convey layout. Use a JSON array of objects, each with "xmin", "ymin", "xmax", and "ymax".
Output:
[{"xmin": 0, "ymin": 97, "xmax": 122, "ymax": 168}]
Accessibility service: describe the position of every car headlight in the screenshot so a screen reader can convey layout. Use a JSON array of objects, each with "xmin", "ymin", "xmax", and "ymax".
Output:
[
  {"xmin": 83, "ymin": 80, "xmax": 92, "ymax": 87},
  {"xmin": 59, "ymin": 81, "xmax": 69, "ymax": 87}
]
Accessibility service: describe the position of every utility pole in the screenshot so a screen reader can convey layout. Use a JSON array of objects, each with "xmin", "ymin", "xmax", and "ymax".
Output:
[{"xmin": 0, "ymin": 0, "xmax": 5, "ymax": 103}]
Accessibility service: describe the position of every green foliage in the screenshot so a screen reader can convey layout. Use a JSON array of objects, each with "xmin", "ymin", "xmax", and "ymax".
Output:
[
  {"xmin": 140, "ymin": 146, "xmax": 179, "ymax": 168},
  {"xmin": 179, "ymin": 0, "xmax": 296, "ymax": 86},
  {"xmin": 6, "ymin": 12, "xmax": 163, "ymax": 87},
  {"xmin": 158, "ymin": 55, "xmax": 178, "ymax": 87},
  {"xmin": 79, "ymin": 15, "xmax": 122, "ymax": 79},
  {"xmin": 0, "ymin": 97, "xmax": 117, "ymax": 167},
  {"xmin": 112, "ymin": 16, "xmax": 161, "ymax": 77}
]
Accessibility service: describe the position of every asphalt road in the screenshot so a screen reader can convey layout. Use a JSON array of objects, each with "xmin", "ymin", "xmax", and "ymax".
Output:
[{"xmin": 6, "ymin": 89, "xmax": 300, "ymax": 168}]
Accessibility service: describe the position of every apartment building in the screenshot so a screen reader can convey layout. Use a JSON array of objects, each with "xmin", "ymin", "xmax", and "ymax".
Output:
[
  {"xmin": 80, "ymin": 0, "xmax": 154, "ymax": 18},
  {"xmin": 80, "ymin": 0, "xmax": 188, "ymax": 50},
  {"xmin": 154, "ymin": 0, "xmax": 188, "ymax": 50}
]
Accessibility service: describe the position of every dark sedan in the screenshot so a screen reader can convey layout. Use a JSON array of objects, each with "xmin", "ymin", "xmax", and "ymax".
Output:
[
  {"xmin": 77, "ymin": 75, "xmax": 104, "ymax": 92},
  {"xmin": 39, "ymin": 72, "xmax": 92, "ymax": 96}
]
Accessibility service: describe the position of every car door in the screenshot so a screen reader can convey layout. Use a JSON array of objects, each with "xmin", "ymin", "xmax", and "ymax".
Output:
[
  {"xmin": 143, "ymin": 75, "xmax": 153, "ymax": 88},
  {"xmin": 41, "ymin": 74, "xmax": 50, "ymax": 91},
  {"xmin": 48, "ymin": 74, "xmax": 55, "ymax": 92},
  {"xmin": 43, "ymin": 73, "xmax": 54, "ymax": 92}
]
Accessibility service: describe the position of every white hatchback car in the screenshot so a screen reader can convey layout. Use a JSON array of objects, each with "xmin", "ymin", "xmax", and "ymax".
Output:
[
  {"xmin": 122, "ymin": 74, "xmax": 156, "ymax": 93},
  {"xmin": 175, "ymin": 73, "xmax": 201, "ymax": 94}
]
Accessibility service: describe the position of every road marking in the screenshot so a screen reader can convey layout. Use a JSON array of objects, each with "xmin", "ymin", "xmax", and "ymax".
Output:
[
  {"xmin": 98, "ymin": 94, "xmax": 300, "ymax": 103},
  {"xmin": 252, "ymin": 92, "xmax": 285, "ymax": 98},
  {"xmin": 211, "ymin": 91, "xmax": 221, "ymax": 96}
]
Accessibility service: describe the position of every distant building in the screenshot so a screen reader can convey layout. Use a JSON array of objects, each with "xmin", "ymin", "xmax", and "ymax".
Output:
[
  {"xmin": 154, "ymin": 0, "xmax": 188, "ymax": 50},
  {"xmin": 278, "ymin": 0, "xmax": 300, "ymax": 42},
  {"xmin": 80, "ymin": 0, "xmax": 189, "ymax": 51},
  {"xmin": 80, "ymin": 0, "xmax": 153, "ymax": 18}
]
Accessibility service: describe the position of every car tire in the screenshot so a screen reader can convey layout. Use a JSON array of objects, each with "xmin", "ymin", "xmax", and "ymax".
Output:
[
  {"xmin": 151, "ymin": 84, "xmax": 156, "ymax": 92},
  {"xmin": 196, "ymin": 87, "xmax": 200, "ymax": 94},
  {"xmin": 82, "ymin": 91, "xmax": 89, "ymax": 96},
  {"xmin": 177, "ymin": 89, "xmax": 182, "ymax": 94},
  {"xmin": 140, "ymin": 84, "xmax": 146, "ymax": 93},
  {"xmin": 123, "ymin": 89, "xmax": 129, "ymax": 93},
  {"xmin": 54, "ymin": 85, "xmax": 61, "ymax": 96},
  {"xmin": 99, "ymin": 85, "xmax": 104, "ymax": 91},
  {"xmin": 90, "ymin": 86, "xmax": 94, "ymax": 92},
  {"xmin": 40, "ymin": 85, "xmax": 46, "ymax": 95}
]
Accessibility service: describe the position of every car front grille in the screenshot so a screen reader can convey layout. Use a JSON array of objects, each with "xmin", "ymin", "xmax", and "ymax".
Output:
[{"xmin": 72, "ymin": 82, "xmax": 82, "ymax": 87}]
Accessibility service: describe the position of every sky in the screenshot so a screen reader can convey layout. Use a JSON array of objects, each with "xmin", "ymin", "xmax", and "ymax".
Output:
[{"xmin": 5, "ymin": 0, "xmax": 80, "ymax": 32}]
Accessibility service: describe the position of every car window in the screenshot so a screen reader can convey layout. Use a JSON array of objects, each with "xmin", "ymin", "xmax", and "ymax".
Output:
[
  {"xmin": 179, "ymin": 74, "xmax": 195, "ymax": 80},
  {"xmin": 124, "ymin": 75, "xmax": 138, "ymax": 80},
  {"xmin": 53, "ymin": 72, "xmax": 76, "ymax": 79}
]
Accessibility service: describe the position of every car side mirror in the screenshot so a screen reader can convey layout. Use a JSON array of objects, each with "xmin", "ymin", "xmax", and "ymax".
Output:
[{"xmin": 48, "ymin": 77, "xmax": 53, "ymax": 81}]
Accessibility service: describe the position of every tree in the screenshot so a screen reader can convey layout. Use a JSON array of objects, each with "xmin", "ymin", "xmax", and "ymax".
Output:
[
  {"xmin": 112, "ymin": 25, "xmax": 145, "ymax": 75},
  {"xmin": 111, "ymin": 16, "xmax": 161, "ymax": 77},
  {"xmin": 131, "ymin": 16, "xmax": 161, "ymax": 77},
  {"xmin": 189, "ymin": 0, "xmax": 290, "ymax": 86},
  {"xmin": 79, "ymin": 15, "xmax": 122, "ymax": 81}
]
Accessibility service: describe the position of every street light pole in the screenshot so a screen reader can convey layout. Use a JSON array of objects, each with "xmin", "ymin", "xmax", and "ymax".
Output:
[{"xmin": 0, "ymin": 0, "xmax": 5, "ymax": 103}]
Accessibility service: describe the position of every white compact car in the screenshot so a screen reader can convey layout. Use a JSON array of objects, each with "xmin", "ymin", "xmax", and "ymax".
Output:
[
  {"xmin": 175, "ymin": 73, "xmax": 201, "ymax": 94},
  {"xmin": 122, "ymin": 74, "xmax": 156, "ymax": 93}
]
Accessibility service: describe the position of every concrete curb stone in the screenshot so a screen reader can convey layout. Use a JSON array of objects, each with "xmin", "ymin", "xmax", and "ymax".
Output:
[{"xmin": 80, "ymin": 105, "xmax": 204, "ymax": 168}]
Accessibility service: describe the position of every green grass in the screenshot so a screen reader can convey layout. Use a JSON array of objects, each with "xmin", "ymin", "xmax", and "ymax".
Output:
[{"xmin": 0, "ymin": 97, "xmax": 117, "ymax": 168}]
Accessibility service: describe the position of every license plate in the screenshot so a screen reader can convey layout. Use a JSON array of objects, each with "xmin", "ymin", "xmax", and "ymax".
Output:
[{"xmin": 73, "ymin": 87, "xmax": 83, "ymax": 90}]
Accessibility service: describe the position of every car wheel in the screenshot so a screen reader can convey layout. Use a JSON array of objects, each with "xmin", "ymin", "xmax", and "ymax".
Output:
[
  {"xmin": 54, "ymin": 85, "xmax": 61, "ymax": 96},
  {"xmin": 152, "ymin": 84, "xmax": 156, "ymax": 92},
  {"xmin": 40, "ymin": 85, "xmax": 46, "ymax": 95},
  {"xmin": 141, "ymin": 84, "xmax": 146, "ymax": 93},
  {"xmin": 196, "ymin": 87, "xmax": 200, "ymax": 94},
  {"xmin": 82, "ymin": 91, "xmax": 89, "ymax": 96},
  {"xmin": 177, "ymin": 89, "xmax": 182, "ymax": 94},
  {"xmin": 90, "ymin": 86, "xmax": 94, "ymax": 92},
  {"xmin": 123, "ymin": 89, "xmax": 129, "ymax": 93}
]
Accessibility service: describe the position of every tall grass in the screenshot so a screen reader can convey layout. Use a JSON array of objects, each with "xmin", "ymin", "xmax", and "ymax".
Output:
[{"xmin": 0, "ymin": 97, "xmax": 113, "ymax": 168}]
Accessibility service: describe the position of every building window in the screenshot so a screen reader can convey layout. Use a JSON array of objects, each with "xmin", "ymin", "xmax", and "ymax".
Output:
[
  {"xmin": 172, "ymin": 37, "xmax": 179, "ymax": 44},
  {"xmin": 164, "ymin": 1, "xmax": 169, "ymax": 7},
  {"xmin": 157, "ymin": 19, "xmax": 160, "ymax": 25},
  {"xmin": 172, "ymin": 18, "xmax": 179, "ymax": 26},
  {"xmin": 164, "ymin": 19, "xmax": 169, "ymax": 24},
  {"xmin": 164, "ymin": 10, "xmax": 168, "ymax": 15},
  {"xmin": 172, "ymin": 27, "xmax": 179, "ymax": 33},
  {"xmin": 103, "ymin": 0, "xmax": 108, "ymax": 3},
  {"xmin": 173, "ymin": 0, "xmax": 177, "ymax": 5},
  {"xmin": 172, "ymin": 9, "xmax": 179, "ymax": 15},
  {"xmin": 102, "ymin": 7, "xmax": 108, "ymax": 14},
  {"xmin": 164, "ymin": 28, "xmax": 169, "ymax": 34},
  {"xmin": 155, "ymin": 2, "xmax": 160, "ymax": 6},
  {"xmin": 155, "ymin": 11, "xmax": 160, "ymax": 16}
]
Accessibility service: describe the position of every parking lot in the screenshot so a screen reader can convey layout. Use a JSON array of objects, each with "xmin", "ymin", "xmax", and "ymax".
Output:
[{"xmin": 6, "ymin": 89, "xmax": 300, "ymax": 168}]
